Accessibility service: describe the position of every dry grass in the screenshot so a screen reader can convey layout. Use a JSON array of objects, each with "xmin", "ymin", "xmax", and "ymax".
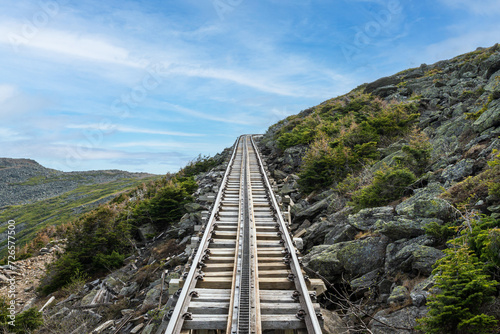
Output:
[
  {"xmin": 99, "ymin": 298, "xmax": 129, "ymax": 321},
  {"xmin": 386, "ymin": 299, "xmax": 413, "ymax": 314},
  {"xmin": 133, "ymin": 262, "xmax": 161, "ymax": 288},
  {"xmin": 151, "ymin": 239, "xmax": 184, "ymax": 260},
  {"xmin": 354, "ymin": 231, "xmax": 379, "ymax": 240}
]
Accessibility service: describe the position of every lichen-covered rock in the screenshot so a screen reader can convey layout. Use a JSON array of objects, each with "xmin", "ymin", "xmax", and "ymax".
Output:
[
  {"xmin": 302, "ymin": 219, "xmax": 335, "ymax": 250},
  {"xmin": 283, "ymin": 145, "xmax": 307, "ymax": 169},
  {"xmin": 473, "ymin": 99, "xmax": 500, "ymax": 133},
  {"xmin": 103, "ymin": 276, "xmax": 122, "ymax": 292},
  {"xmin": 395, "ymin": 183, "xmax": 452, "ymax": 221},
  {"xmin": 81, "ymin": 289, "xmax": 98, "ymax": 306},
  {"xmin": 412, "ymin": 246, "xmax": 445, "ymax": 275},
  {"xmin": 184, "ymin": 202, "xmax": 202, "ymax": 213},
  {"xmin": 387, "ymin": 285, "xmax": 409, "ymax": 305},
  {"xmin": 137, "ymin": 223, "xmax": 156, "ymax": 242},
  {"xmin": 321, "ymin": 208, "xmax": 354, "ymax": 245},
  {"xmin": 273, "ymin": 169, "xmax": 287, "ymax": 180},
  {"xmin": 294, "ymin": 195, "xmax": 332, "ymax": 219},
  {"xmin": 280, "ymin": 179, "xmax": 299, "ymax": 195},
  {"xmin": 324, "ymin": 223, "xmax": 357, "ymax": 245},
  {"xmin": 347, "ymin": 206, "xmax": 395, "ymax": 231},
  {"xmin": 384, "ymin": 236, "xmax": 435, "ymax": 275},
  {"xmin": 322, "ymin": 309, "xmax": 346, "ymax": 334},
  {"xmin": 374, "ymin": 217, "xmax": 438, "ymax": 240},
  {"xmin": 303, "ymin": 244, "xmax": 342, "ymax": 282},
  {"xmin": 119, "ymin": 282, "xmax": 139, "ymax": 297},
  {"xmin": 337, "ymin": 236, "xmax": 389, "ymax": 278},
  {"xmin": 142, "ymin": 284, "xmax": 162, "ymax": 307},
  {"xmin": 350, "ymin": 269, "xmax": 380, "ymax": 290},
  {"xmin": 369, "ymin": 306, "xmax": 427, "ymax": 334},
  {"xmin": 441, "ymin": 158, "xmax": 476, "ymax": 187}
]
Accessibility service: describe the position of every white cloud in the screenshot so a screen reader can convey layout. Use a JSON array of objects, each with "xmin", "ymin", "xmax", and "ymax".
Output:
[
  {"xmin": 0, "ymin": 23, "xmax": 142, "ymax": 68},
  {"xmin": 0, "ymin": 127, "xmax": 30, "ymax": 141},
  {"xmin": 439, "ymin": 0, "xmax": 500, "ymax": 15},
  {"xmin": 157, "ymin": 101, "xmax": 258, "ymax": 125},
  {"xmin": 0, "ymin": 84, "xmax": 50, "ymax": 118},
  {"xmin": 424, "ymin": 29, "xmax": 500, "ymax": 62},
  {"xmin": 112, "ymin": 141, "xmax": 211, "ymax": 150},
  {"xmin": 66, "ymin": 123, "xmax": 204, "ymax": 137}
]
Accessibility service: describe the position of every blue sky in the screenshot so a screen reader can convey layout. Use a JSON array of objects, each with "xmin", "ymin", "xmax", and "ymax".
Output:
[{"xmin": 0, "ymin": 0, "xmax": 499, "ymax": 174}]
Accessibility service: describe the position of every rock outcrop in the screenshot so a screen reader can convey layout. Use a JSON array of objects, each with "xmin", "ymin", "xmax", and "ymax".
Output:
[{"xmin": 257, "ymin": 44, "xmax": 500, "ymax": 333}]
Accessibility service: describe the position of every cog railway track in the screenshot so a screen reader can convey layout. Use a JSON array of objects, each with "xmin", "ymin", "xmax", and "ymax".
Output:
[{"xmin": 164, "ymin": 135, "xmax": 326, "ymax": 334}]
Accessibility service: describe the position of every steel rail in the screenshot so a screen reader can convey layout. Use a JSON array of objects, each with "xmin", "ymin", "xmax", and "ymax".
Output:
[
  {"xmin": 165, "ymin": 137, "xmax": 241, "ymax": 334},
  {"xmin": 165, "ymin": 135, "xmax": 322, "ymax": 333},
  {"xmin": 249, "ymin": 135, "xmax": 323, "ymax": 334}
]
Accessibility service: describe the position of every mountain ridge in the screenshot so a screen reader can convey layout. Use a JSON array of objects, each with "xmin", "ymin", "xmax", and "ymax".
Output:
[
  {"xmin": 0, "ymin": 157, "xmax": 156, "ymax": 208},
  {"xmin": 0, "ymin": 158, "xmax": 160, "ymax": 257}
]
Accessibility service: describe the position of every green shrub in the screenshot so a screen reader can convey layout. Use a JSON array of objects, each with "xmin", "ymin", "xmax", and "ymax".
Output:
[
  {"xmin": 39, "ymin": 252, "xmax": 84, "ymax": 294},
  {"xmin": 487, "ymin": 149, "xmax": 500, "ymax": 197},
  {"xmin": 350, "ymin": 167, "xmax": 416, "ymax": 209},
  {"xmin": 366, "ymin": 103, "xmax": 419, "ymax": 139},
  {"xmin": 14, "ymin": 308, "xmax": 44, "ymax": 333},
  {"xmin": 0, "ymin": 298, "xmax": 43, "ymax": 333},
  {"xmin": 417, "ymin": 246, "xmax": 498, "ymax": 334},
  {"xmin": 40, "ymin": 175, "xmax": 199, "ymax": 295},
  {"xmin": 277, "ymin": 116, "xmax": 319, "ymax": 149},
  {"xmin": 182, "ymin": 154, "xmax": 219, "ymax": 177},
  {"xmin": 394, "ymin": 129, "xmax": 433, "ymax": 175},
  {"xmin": 298, "ymin": 138, "xmax": 357, "ymax": 192},
  {"xmin": 131, "ymin": 178, "xmax": 194, "ymax": 228},
  {"xmin": 93, "ymin": 250, "xmax": 126, "ymax": 271},
  {"xmin": 424, "ymin": 221, "xmax": 459, "ymax": 244},
  {"xmin": 342, "ymin": 122, "xmax": 379, "ymax": 148},
  {"xmin": 466, "ymin": 216, "xmax": 500, "ymax": 269}
]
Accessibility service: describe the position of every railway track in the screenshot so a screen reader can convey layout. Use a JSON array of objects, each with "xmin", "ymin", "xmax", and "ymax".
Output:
[{"xmin": 164, "ymin": 135, "xmax": 326, "ymax": 334}]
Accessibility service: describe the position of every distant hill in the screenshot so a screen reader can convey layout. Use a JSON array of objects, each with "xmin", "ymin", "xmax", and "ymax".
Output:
[{"xmin": 0, "ymin": 158, "xmax": 160, "ymax": 255}]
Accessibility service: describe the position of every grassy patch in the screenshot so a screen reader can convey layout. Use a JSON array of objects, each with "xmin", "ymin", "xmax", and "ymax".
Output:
[{"xmin": 0, "ymin": 176, "xmax": 159, "ymax": 257}]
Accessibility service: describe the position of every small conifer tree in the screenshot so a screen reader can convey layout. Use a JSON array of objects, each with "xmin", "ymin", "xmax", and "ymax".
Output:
[{"xmin": 417, "ymin": 246, "xmax": 498, "ymax": 333}]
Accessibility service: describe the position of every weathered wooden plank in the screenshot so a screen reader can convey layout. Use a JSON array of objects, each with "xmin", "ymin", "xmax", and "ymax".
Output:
[
  {"xmin": 202, "ymin": 271, "xmax": 233, "ymax": 277},
  {"xmin": 196, "ymin": 277, "xmax": 232, "ymax": 289},
  {"xmin": 183, "ymin": 315, "xmax": 227, "ymax": 330},
  {"xmin": 259, "ymin": 278, "xmax": 295, "ymax": 290},
  {"xmin": 257, "ymin": 270, "xmax": 290, "ymax": 278},
  {"xmin": 261, "ymin": 314, "xmax": 307, "ymax": 330},
  {"xmin": 257, "ymin": 257, "xmax": 285, "ymax": 263},
  {"xmin": 188, "ymin": 302, "xmax": 229, "ymax": 314},
  {"xmin": 258, "ymin": 262, "xmax": 289, "ymax": 270},
  {"xmin": 308, "ymin": 278, "xmax": 327, "ymax": 296},
  {"xmin": 205, "ymin": 256, "xmax": 235, "ymax": 263}
]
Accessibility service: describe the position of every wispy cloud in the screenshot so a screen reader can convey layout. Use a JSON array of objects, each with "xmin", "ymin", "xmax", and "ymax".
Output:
[
  {"xmin": 424, "ymin": 29, "xmax": 500, "ymax": 61},
  {"xmin": 66, "ymin": 124, "xmax": 204, "ymax": 137},
  {"xmin": 112, "ymin": 140, "xmax": 211, "ymax": 149},
  {"xmin": 0, "ymin": 127, "xmax": 30, "ymax": 141},
  {"xmin": 0, "ymin": 23, "xmax": 142, "ymax": 67},
  {"xmin": 157, "ymin": 101, "xmax": 258, "ymax": 125}
]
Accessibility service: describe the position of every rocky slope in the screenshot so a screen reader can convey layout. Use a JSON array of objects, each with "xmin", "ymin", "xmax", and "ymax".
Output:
[
  {"xmin": 0, "ymin": 158, "xmax": 158, "ymax": 256},
  {"xmin": 0, "ymin": 158, "xmax": 154, "ymax": 208},
  {"xmin": 256, "ymin": 44, "xmax": 500, "ymax": 333}
]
